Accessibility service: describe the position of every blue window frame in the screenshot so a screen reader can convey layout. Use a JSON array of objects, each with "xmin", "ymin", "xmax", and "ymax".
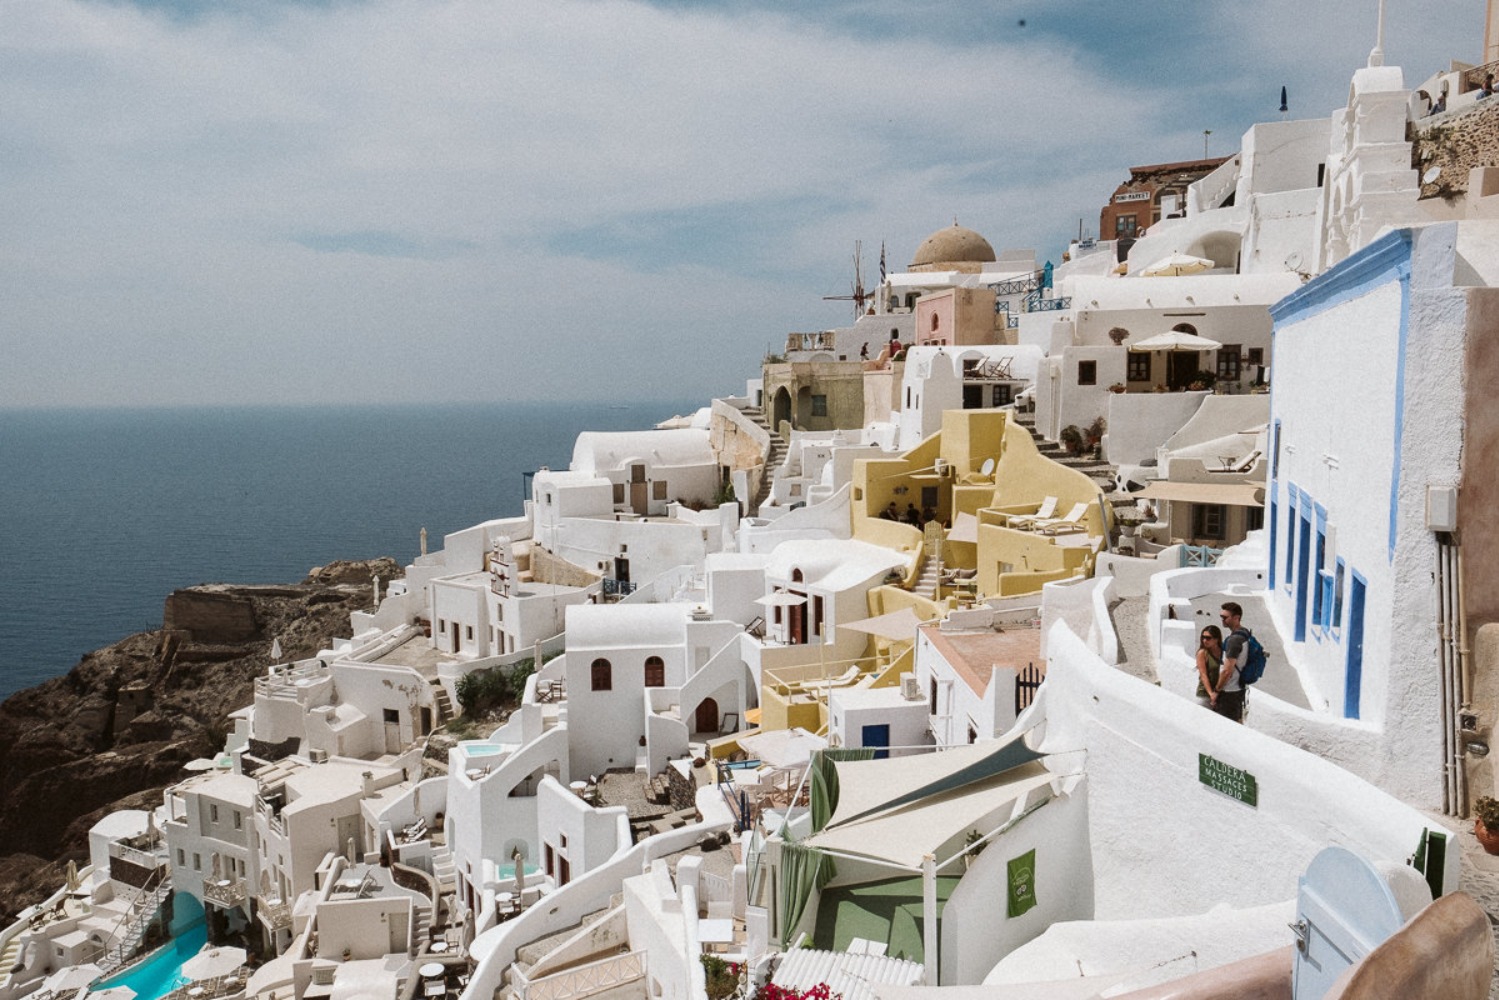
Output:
[
  {"xmin": 1333, "ymin": 559, "xmax": 1346, "ymax": 633},
  {"xmin": 1295, "ymin": 508, "xmax": 1312, "ymax": 642},
  {"xmin": 1345, "ymin": 572, "xmax": 1367, "ymax": 719}
]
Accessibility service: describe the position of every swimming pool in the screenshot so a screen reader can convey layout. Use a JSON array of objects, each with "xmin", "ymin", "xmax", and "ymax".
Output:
[
  {"xmin": 92, "ymin": 901, "xmax": 207, "ymax": 1000},
  {"xmin": 462, "ymin": 744, "xmax": 506, "ymax": 757}
]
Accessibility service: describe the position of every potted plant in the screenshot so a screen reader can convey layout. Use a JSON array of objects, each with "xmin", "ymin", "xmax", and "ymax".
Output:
[
  {"xmin": 1475, "ymin": 796, "xmax": 1499, "ymax": 854},
  {"xmin": 1108, "ymin": 382, "xmax": 1126, "ymax": 394},
  {"xmin": 1059, "ymin": 425, "xmax": 1084, "ymax": 456}
]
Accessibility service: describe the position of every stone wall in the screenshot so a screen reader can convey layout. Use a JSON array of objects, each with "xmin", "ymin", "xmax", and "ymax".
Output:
[
  {"xmin": 1412, "ymin": 100, "xmax": 1499, "ymax": 201},
  {"xmin": 163, "ymin": 589, "xmax": 258, "ymax": 642},
  {"xmin": 530, "ymin": 545, "xmax": 600, "ymax": 588}
]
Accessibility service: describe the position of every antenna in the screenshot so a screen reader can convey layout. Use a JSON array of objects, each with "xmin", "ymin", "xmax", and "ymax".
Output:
[
  {"xmin": 1203, "ymin": 130, "xmax": 1213, "ymax": 158},
  {"xmin": 1280, "ymin": 85, "xmax": 1289, "ymax": 118},
  {"xmin": 822, "ymin": 240, "xmax": 871, "ymax": 319}
]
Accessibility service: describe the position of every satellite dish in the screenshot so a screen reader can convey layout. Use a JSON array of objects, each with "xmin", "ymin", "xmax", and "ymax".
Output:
[
  {"xmin": 1284, "ymin": 250, "xmax": 1304, "ymax": 271},
  {"xmin": 980, "ymin": 458, "xmax": 996, "ymax": 476},
  {"xmin": 1423, "ymin": 166, "xmax": 1441, "ymax": 184}
]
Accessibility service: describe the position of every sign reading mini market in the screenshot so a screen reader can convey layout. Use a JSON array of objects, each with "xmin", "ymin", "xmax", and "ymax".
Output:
[
  {"xmin": 1007, "ymin": 849, "xmax": 1037, "ymax": 917},
  {"xmin": 1199, "ymin": 753, "xmax": 1258, "ymax": 806}
]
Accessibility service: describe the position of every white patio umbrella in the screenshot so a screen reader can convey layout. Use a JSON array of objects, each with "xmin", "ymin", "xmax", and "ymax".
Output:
[
  {"xmin": 754, "ymin": 592, "xmax": 807, "ymax": 607},
  {"xmin": 1128, "ymin": 331, "xmax": 1223, "ymax": 351},
  {"xmin": 181, "ymin": 946, "xmax": 247, "ymax": 982},
  {"xmin": 1142, "ymin": 252, "xmax": 1214, "ymax": 276}
]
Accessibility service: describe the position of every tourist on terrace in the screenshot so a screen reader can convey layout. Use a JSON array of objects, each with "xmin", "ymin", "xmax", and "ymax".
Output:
[
  {"xmin": 1213, "ymin": 603, "xmax": 1248, "ymax": 723},
  {"xmin": 1196, "ymin": 625, "xmax": 1223, "ymax": 709}
]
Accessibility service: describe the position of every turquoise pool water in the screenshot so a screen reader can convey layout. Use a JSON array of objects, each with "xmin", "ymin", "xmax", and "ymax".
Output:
[
  {"xmin": 463, "ymin": 744, "xmax": 505, "ymax": 757},
  {"xmin": 499, "ymin": 862, "xmax": 540, "ymax": 879},
  {"xmin": 93, "ymin": 910, "xmax": 208, "ymax": 1000}
]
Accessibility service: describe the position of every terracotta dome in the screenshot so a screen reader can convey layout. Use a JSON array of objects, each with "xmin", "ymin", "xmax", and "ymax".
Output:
[{"xmin": 910, "ymin": 224, "xmax": 996, "ymax": 270}]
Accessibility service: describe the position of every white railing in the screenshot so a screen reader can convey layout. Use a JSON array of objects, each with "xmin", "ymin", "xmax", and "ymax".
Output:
[
  {"xmin": 698, "ymin": 871, "xmax": 733, "ymax": 904},
  {"xmin": 518, "ymin": 951, "xmax": 646, "ymax": 1000},
  {"xmin": 109, "ymin": 842, "xmax": 166, "ymax": 871}
]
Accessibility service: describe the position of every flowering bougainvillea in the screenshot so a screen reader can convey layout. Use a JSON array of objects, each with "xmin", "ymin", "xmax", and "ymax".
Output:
[{"xmin": 753, "ymin": 982, "xmax": 843, "ymax": 1000}]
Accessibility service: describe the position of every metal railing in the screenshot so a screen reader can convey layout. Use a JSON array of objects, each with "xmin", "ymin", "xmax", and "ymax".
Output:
[
  {"xmin": 986, "ymin": 275, "xmax": 1040, "ymax": 296},
  {"xmin": 1181, "ymin": 545, "xmax": 1225, "ymax": 568},
  {"xmin": 1025, "ymin": 294, "xmax": 1071, "ymax": 312},
  {"xmin": 518, "ymin": 950, "xmax": 647, "ymax": 1000},
  {"xmin": 602, "ymin": 578, "xmax": 637, "ymax": 599},
  {"xmin": 96, "ymin": 870, "xmax": 172, "ymax": 976}
]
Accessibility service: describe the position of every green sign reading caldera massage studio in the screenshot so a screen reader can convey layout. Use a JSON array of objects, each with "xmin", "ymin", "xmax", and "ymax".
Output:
[
  {"xmin": 1199, "ymin": 753, "xmax": 1258, "ymax": 806},
  {"xmin": 1007, "ymin": 849, "xmax": 1037, "ymax": 917}
]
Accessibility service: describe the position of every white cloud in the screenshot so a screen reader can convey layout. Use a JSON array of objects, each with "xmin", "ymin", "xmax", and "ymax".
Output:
[{"xmin": 0, "ymin": 0, "xmax": 1475, "ymax": 407}]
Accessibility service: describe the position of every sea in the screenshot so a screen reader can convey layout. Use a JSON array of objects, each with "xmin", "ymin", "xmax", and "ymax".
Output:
[{"xmin": 0, "ymin": 400, "xmax": 702, "ymax": 700}]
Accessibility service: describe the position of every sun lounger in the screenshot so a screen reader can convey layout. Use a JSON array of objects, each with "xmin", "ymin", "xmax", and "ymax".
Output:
[
  {"xmin": 1006, "ymin": 495, "xmax": 1059, "ymax": 529},
  {"xmin": 1035, "ymin": 502, "xmax": 1091, "ymax": 535}
]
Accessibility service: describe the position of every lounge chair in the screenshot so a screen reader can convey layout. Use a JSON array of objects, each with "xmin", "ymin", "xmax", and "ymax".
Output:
[
  {"xmin": 1007, "ymin": 495, "xmax": 1059, "ymax": 529},
  {"xmin": 1035, "ymin": 502, "xmax": 1091, "ymax": 535}
]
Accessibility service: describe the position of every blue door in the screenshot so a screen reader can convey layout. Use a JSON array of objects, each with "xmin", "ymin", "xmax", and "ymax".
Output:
[
  {"xmin": 1345, "ymin": 575, "xmax": 1366, "ymax": 719},
  {"xmin": 862, "ymin": 724, "xmax": 890, "ymax": 760},
  {"xmin": 1295, "ymin": 512, "xmax": 1311, "ymax": 641}
]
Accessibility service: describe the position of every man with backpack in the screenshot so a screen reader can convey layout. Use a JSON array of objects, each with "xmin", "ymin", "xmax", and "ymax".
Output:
[{"xmin": 1213, "ymin": 602, "xmax": 1255, "ymax": 723}]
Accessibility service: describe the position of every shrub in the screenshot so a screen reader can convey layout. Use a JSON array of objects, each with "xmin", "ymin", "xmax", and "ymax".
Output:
[
  {"xmin": 702, "ymin": 956, "xmax": 743, "ymax": 1000},
  {"xmin": 1476, "ymin": 795, "xmax": 1499, "ymax": 832},
  {"xmin": 1059, "ymin": 425, "xmax": 1084, "ymax": 455},
  {"xmin": 456, "ymin": 658, "xmax": 535, "ymax": 717}
]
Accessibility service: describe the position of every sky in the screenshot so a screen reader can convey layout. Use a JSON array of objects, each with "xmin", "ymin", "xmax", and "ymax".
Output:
[{"xmin": 0, "ymin": 0, "xmax": 1480, "ymax": 409}]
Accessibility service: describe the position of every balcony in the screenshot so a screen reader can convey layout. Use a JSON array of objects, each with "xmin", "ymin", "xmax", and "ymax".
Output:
[
  {"xmin": 256, "ymin": 894, "xmax": 291, "ymax": 931},
  {"xmin": 602, "ymin": 578, "xmax": 636, "ymax": 600},
  {"xmin": 203, "ymin": 877, "xmax": 248, "ymax": 909}
]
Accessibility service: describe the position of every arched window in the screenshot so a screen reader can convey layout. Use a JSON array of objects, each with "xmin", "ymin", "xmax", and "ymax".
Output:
[
  {"xmin": 1171, "ymin": 322, "xmax": 1198, "ymax": 335},
  {"xmin": 930, "ymin": 314, "xmax": 939, "ymax": 333},
  {"xmin": 591, "ymin": 658, "xmax": 612, "ymax": 691},
  {"xmin": 644, "ymin": 656, "xmax": 665, "ymax": 688}
]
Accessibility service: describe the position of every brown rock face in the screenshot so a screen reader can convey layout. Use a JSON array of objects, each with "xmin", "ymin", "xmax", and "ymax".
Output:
[{"xmin": 0, "ymin": 557, "xmax": 398, "ymax": 923}]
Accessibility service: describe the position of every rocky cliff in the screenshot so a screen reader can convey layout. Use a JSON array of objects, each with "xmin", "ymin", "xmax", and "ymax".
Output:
[{"xmin": 0, "ymin": 557, "xmax": 399, "ymax": 922}]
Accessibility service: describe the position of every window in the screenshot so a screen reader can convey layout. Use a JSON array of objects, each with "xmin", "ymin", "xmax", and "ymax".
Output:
[
  {"xmin": 465, "ymin": 624, "xmax": 474, "ymax": 640},
  {"xmin": 1127, "ymin": 353, "xmax": 1150, "ymax": 382},
  {"xmin": 234, "ymin": 810, "xmax": 242, "ymax": 830},
  {"xmin": 1333, "ymin": 559, "xmax": 1346, "ymax": 629},
  {"xmin": 591, "ymin": 658, "xmax": 612, "ymax": 691},
  {"xmin": 930, "ymin": 314, "xmax": 939, "ymax": 333},
  {"xmin": 1216, "ymin": 346, "xmax": 1242, "ymax": 381},
  {"xmin": 1115, "ymin": 214, "xmax": 1137, "ymax": 237},
  {"xmin": 652, "ymin": 480, "xmax": 668, "ymax": 500},
  {"xmin": 1246, "ymin": 348, "xmax": 1264, "ymax": 366},
  {"xmin": 210, "ymin": 804, "xmax": 219, "ymax": 823},
  {"xmin": 193, "ymin": 853, "xmax": 201, "ymax": 871},
  {"xmin": 1077, "ymin": 360, "xmax": 1097, "ymax": 386},
  {"xmin": 1171, "ymin": 323, "xmax": 1197, "ymax": 336},
  {"xmin": 929, "ymin": 677, "xmax": 938, "ymax": 714},
  {"xmin": 811, "ymin": 394, "xmax": 828, "ymax": 417},
  {"xmin": 991, "ymin": 384, "xmax": 1012, "ymax": 406},
  {"xmin": 613, "ymin": 483, "xmax": 625, "ymax": 503},
  {"xmin": 177, "ymin": 849, "xmax": 186, "ymax": 866},
  {"xmin": 644, "ymin": 656, "xmax": 665, "ymax": 687},
  {"xmin": 1193, "ymin": 504, "xmax": 1227, "ymax": 541}
]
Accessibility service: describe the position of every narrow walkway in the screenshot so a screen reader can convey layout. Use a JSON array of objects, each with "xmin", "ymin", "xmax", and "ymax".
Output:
[
  {"xmin": 1109, "ymin": 595, "xmax": 1157, "ymax": 683},
  {"xmin": 1434, "ymin": 815, "xmax": 1499, "ymax": 999}
]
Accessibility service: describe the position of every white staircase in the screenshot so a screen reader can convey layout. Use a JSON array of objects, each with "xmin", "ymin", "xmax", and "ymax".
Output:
[
  {"xmin": 431, "ymin": 844, "xmax": 458, "ymax": 898},
  {"xmin": 96, "ymin": 874, "xmax": 172, "ymax": 976}
]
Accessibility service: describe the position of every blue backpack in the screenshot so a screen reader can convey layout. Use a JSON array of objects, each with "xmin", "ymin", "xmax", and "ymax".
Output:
[{"xmin": 1234, "ymin": 628, "xmax": 1269, "ymax": 685}]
